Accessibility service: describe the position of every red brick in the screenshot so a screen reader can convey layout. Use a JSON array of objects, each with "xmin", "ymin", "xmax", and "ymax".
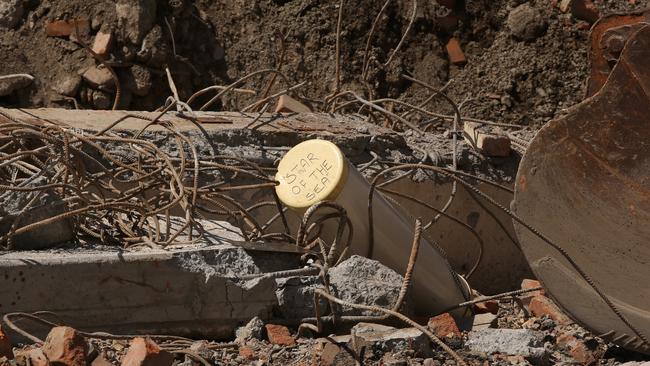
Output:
[
  {"xmin": 569, "ymin": 342, "xmax": 601, "ymax": 364},
  {"xmin": 556, "ymin": 332, "xmax": 602, "ymax": 364},
  {"xmin": 274, "ymin": 95, "xmax": 311, "ymax": 113},
  {"xmin": 528, "ymin": 295, "xmax": 572, "ymax": 325},
  {"xmin": 239, "ymin": 346, "xmax": 256, "ymax": 360},
  {"xmin": 265, "ymin": 324, "xmax": 296, "ymax": 346},
  {"xmin": 427, "ymin": 313, "xmax": 461, "ymax": 338},
  {"xmin": 42, "ymin": 326, "xmax": 88, "ymax": 366},
  {"xmin": 463, "ymin": 121, "xmax": 511, "ymax": 157},
  {"xmin": 121, "ymin": 337, "xmax": 174, "ymax": 366},
  {"xmin": 521, "ymin": 279, "xmax": 545, "ymax": 296},
  {"xmin": 570, "ymin": 0, "xmax": 600, "ymax": 24},
  {"xmin": 0, "ymin": 326, "xmax": 13, "ymax": 360},
  {"xmin": 92, "ymin": 31, "xmax": 114, "ymax": 58},
  {"xmin": 45, "ymin": 19, "xmax": 90, "ymax": 37},
  {"xmin": 520, "ymin": 279, "xmax": 545, "ymax": 306},
  {"xmin": 445, "ymin": 38, "xmax": 467, "ymax": 65}
]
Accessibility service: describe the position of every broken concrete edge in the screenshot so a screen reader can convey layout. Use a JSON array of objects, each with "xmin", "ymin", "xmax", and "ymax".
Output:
[
  {"xmin": 0, "ymin": 108, "xmax": 405, "ymax": 164},
  {"xmin": 0, "ymin": 242, "xmax": 302, "ymax": 342},
  {"xmin": 0, "ymin": 107, "xmax": 523, "ymax": 183},
  {"xmin": 0, "ymin": 249, "xmax": 425, "ymax": 344}
]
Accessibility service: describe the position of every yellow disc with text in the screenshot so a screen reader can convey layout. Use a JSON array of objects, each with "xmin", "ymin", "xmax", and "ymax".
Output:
[{"xmin": 275, "ymin": 139, "xmax": 348, "ymax": 210}]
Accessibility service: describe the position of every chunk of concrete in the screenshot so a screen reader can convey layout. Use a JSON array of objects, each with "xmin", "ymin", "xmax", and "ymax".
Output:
[
  {"xmin": 274, "ymin": 255, "xmax": 411, "ymax": 319},
  {"xmin": 466, "ymin": 328, "xmax": 548, "ymax": 362},
  {"xmin": 53, "ymin": 74, "xmax": 82, "ymax": 97},
  {"xmin": 0, "ymin": 243, "xmax": 300, "ymax": 341},
  {"xmin": 471, "ymin": 313, "xmax": 497, "ymax": 331},
  {"xmin": 327, "ymin": 255, "xmax": 411, "ymax": 316},
  {"xmin": 115, "ymin": 0, "xmax": 156, "ymax": 45},
  {"xmin": 507, "ymin": 3, "xmax": 547, "ymax": 41},
  {"xmin": 0, "ymin": 182, "xmax": 73, "ymax": 250},
  {"xmin": 275, "ymin": 276, "xmax": 325, "ymax": 319},
  {"xmin": 42, "ymin": 327, "xmax": 88, "ymax": 366},
  {"xmin": 82, "ymin": 66, "xmax": 114, "ymax": 89},
  {"xmin": 123, "ymin": 64, "xmax": 152, "ymax": 96},
  {"xmin": 0, "ymin": 74, "xmax": 34, "ymax": 96},
  {"xmin": 14, "ymin": 348, "xmax": 49, "ymax": 366},
  {"xmin": 235, "ymin": 316, "xmax": 265, "ymax": 343},
  {"xmin": 351, "ymin": 323, "xmax": 432, "ymax": 358}
]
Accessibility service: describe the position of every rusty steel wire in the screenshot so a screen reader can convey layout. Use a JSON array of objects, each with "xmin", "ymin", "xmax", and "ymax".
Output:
[{"xmin": 0, "ymin": 110, "xmax": 291, "ymax": 250}]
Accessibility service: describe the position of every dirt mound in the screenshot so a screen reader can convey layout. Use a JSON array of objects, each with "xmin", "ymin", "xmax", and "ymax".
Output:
[{"xmin": 0, "ymin": 0, "xmax": 649, "ymax": 127}]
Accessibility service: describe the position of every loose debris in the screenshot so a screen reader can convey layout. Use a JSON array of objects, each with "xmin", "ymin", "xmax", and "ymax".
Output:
[
  {"xmin": 2, "ymin": 279, "xmax": 642, "ymax": 365},
  {"xmin": 0, "ymin": 0, "xmax": 649, "ymax": 365}
]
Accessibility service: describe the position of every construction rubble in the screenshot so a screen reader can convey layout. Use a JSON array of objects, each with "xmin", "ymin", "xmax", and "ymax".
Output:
[{"xmin": 1, "ymin": 0, "xmax": 649, "ymax": 365}]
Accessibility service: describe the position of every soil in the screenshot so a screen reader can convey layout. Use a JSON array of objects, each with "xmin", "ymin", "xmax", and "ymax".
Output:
[{"xmin": 1, "ymin": 0, "xmax": 649, "ymax": 127}]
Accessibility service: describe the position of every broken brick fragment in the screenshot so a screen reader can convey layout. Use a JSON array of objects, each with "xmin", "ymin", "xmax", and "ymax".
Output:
[
  {"xmin": 427, "ymin": 313, "xmax": 461, "ymax": 338},
  {"xmin": 528, "ymin": 295, "xmax": 572, "ymax": 325},
  {"xmin": 239, "ymin": 346, "xmax": 256, "ymax": 360},
  {"xmin": 121, "ymin": 337, "xmax": 174, "ymax": 366},
  {"xmin": 42, "ymin": 326, "xmax": 88, "ymax": 366},
  {"xmin": 265, "ymin": 324, "xmax": 296, "ymax": 346},
  {"xmin": 0, "ymin": 326, "xmax": 13, "ymax": 360},
  {"xmin": 463, "ymin": 121, "xmax": 511, "ymax": 157},
  {"xmin": 92, "ymin": 31, "xmax": 114, "ymax": 58},
  {"xmin": 445, "ymin": 38, "xmax": 467, "ymax": 65},
  {"xmin": 274, "ymin": 95, "xmax": 311, "ymax": 113},
  {"xmin": 521, "ymin": 279, "xmax": 545, "ymax": 296},
  {"xmin": 520, "ymin": 278, "xmax": 546, "ymax": 306},
  {"xmin": 45, "ymin": 19, "xmax": 90, "ymax": 37}
]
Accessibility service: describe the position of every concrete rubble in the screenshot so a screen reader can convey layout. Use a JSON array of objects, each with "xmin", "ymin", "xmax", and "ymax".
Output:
[
  {"xmin": 465, "ymin": 328, "xmax": 548, "ymax": 363},
  {"xmin": 0, "ymin": 107, "xmax": 646, "ymax": 364},
  {"xmin": 1, "ymin": 0, "xmax": 649, "ymax": 363},
  {"xmin": 275, "ymin": 255, "xmax": 411, "ymax": 319}
]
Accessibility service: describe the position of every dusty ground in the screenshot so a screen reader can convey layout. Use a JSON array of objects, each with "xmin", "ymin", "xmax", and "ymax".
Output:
[{"xmin": 0, "ymin": 0, "xmax": 648, "ymax": 126}]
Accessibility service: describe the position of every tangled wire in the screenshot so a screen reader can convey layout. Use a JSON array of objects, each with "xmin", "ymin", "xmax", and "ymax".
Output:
[{"xmin": 0, "ymin": 108, "xmax": 296, "ymax": 250}]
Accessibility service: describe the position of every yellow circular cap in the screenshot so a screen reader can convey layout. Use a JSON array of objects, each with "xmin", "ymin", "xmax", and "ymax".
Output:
[{"xmin": 275, "ymin": 139, "xmax": 348, "ymax": 210}]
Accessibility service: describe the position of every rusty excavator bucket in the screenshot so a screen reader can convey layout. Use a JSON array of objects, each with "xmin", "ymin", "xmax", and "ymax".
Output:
[{"xmin": 513, "ymin": 19, "xmax": 650, "ymax": 354}]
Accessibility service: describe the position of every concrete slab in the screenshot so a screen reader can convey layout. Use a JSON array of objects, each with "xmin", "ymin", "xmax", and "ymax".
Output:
[{"xmin": 0, "ymin": 243, "xmax": 302, "ymax": 341}]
